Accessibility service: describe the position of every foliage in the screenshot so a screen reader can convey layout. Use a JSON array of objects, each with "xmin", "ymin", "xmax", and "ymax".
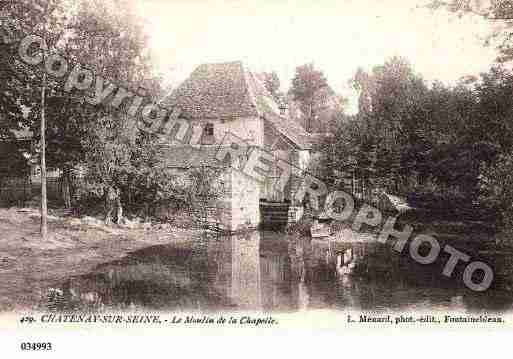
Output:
[
  {"xmin": 261, "ymin": 71, "xmax": 281, "ymax": 101},
  {"xmin": 326, "ymin": 57, "xmax": 509, "ymax": 214},
  {"xmin": 0, "ymin": 0, "xmax": 187, "ymax": 221},
  {"xmin": 0, "ymin": 140, "xmax": 30, "ymax": 183},
  {"xmin": 479, "ymin": 150, "xmax": 513, "ymax": 235},
  {"xmin": 290, "ymin": 63, "xmax": 329, "ymax": 133},
  {"xmin": 0, "ymin": 0, "xmax": 49, "ymax": 139},
  {"xmin": 427, "ymin": 0, "xmax": 513, "ymax": 62}
]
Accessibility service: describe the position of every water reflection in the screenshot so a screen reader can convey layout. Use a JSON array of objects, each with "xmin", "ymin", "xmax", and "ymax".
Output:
[{"xmin": 44, "ymin": 230, "xmax": 513, "ymax": 313}]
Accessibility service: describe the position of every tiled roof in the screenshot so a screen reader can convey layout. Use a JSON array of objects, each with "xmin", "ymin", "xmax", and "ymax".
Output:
[
  {"xmin": 164, "ymin": 61, "xmax": 312, "ymax": 150},
  {"xmin": 245, "ymin": 70, "xmax": 311, "ymax": 149},
  {"xmin": 263, "ymin": 111, "xmax": 312, "ymax": 150},
  {"xmin": 163, "ymin": 61, "xmax": 258, "ymax": 120}
]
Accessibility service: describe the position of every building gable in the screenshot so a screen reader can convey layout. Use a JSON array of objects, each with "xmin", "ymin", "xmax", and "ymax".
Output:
[{"xmin": 164, "ymin": 61, "xmax": 312, "ymax": 150}]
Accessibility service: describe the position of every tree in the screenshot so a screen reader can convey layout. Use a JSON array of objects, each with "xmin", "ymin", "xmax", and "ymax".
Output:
[
  {"xmin": 290, "ymin": 63, "xmax": 328, "ymax": 133},
  {"xmin": 351, "ymin": 67, "xmax": 375, "ymax": 115},
  {"xmin": 350, "ymin": 57, "xmax": 430, "ymax": 192},
  {"xmin": 80, "ymin": 112, "xmax": 136, "ymax": 223},
  {"xmin": 0, "ymin": 1, "xmax": 47, "ymax": 139},
  {"xmin": 331, "ymin": 57, "xmax": 493, "ymax": 199},
  {"xmin": 427, "ymin": 0, "xmax": 513, "ymax": 62},
  {"xmin": 1, "ymin": 0, "xmax": 165, "ymax": 222},
  {"xmin": 480, "ymin": 150, "xmax": 513, "ymax": 238},
  {"xmin": 60, "ymin": 0, "xmax": 163, "ymax": 222},
  {"xmin": 472, "ymin": 66, "xmax": 513, "ymax": 150},
  {"xmin": 1, "ymin": 0, "xmax": 69, "ymax": 238},
  {"xmin": 261, "ymin": 71, "xmax": 281, "ymax": 101}
]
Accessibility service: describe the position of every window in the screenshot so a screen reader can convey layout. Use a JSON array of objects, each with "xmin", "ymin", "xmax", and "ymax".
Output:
[
  {"xmin": 202, "ymin": 123, "xmax": 215, "ymax": 145},
  {"xmin": 204, "ymin": 123, "xmax": 214, "ymax": 137}
]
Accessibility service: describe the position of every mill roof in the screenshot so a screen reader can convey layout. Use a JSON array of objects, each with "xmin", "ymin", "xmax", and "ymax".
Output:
[{"xmin": 164, "ymin": 61, "xmax": 312, "ymax": 150}]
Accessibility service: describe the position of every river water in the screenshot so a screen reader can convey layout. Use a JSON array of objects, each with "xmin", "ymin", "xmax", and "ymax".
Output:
[{"xmin": 43, "ymin": 228, "xmax": 513, "ymax": 313}]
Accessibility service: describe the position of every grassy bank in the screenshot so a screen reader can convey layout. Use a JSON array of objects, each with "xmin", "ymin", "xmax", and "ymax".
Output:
[{"xmin": 0, "ymin": 207, "xmax": 202, "ymax": 312}]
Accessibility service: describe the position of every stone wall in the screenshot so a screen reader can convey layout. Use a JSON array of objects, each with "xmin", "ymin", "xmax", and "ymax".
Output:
[
  {"xmin": 229, "ymin": 168, "xmax": 261, "ymax": 231},
  {"xmin": 156, "ymin": 166, "xmax": 261, "ymax": 232},
  {"xmin": 156, "ymin": 115, "xmax": 310, "ymax": 230}
]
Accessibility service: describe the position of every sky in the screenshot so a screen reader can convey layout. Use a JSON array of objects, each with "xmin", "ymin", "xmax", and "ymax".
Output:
[{"xmin": 135, "ymin": 0, "xmax": 499, "ymax": 113}]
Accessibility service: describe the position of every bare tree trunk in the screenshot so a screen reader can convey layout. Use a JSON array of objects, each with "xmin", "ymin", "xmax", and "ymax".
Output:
[
  {"xmin": 116, "ymin": 188, "xmax": 123, "ymax": 225},
  {"xmin": 61, "ymin": 167, "xmax": 72, "ymax": 208},
  {"xmin": 105, "ymin": 186, "xmax": 114, "ymax": 225},
  {"xmin": 40, "ymin": 71, "xmax": 48, "ymax": 239},
  {"xmin": 39, "ymin": 4, "xmax": 50, "ymax": 240},
  {"xmin": 23, "ymin": 174, "xmax": 27, "ymax": 208},
  {"xmin": 128, "ymin": 181, "xmax": 132, "ymax": 206},
  {"xmin": 144, "ymin": 203, "xmax": 150, "ymax": 223},
  {"xmin": 116, "ymin": 201, "xmax": 123, "ymax": 225},
  {"xmin": 307, "ymin": 102, "xmax": 313, "ymax": 133}
]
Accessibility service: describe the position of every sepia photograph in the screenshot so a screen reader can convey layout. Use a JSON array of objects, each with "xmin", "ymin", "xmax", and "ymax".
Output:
[{"xmin": 1, "ymin": 0, "xmax": 512, "ymax": 357}]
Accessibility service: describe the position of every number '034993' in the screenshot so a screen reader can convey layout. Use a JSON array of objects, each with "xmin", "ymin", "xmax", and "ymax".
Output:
[{"xmin": 20, "ymin": 342, "xmax": 53, "ymax": 351}]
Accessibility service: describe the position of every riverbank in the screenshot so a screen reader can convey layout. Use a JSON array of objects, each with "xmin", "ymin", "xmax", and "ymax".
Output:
[{"xmin": 0, "ymin": 207, "xmax": 202, "ymax": 312}]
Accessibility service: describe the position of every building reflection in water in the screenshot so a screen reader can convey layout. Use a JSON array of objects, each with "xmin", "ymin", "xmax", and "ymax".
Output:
[
  {"xmin": 208, "ymin": 231, "xmax": 308, "ymax": 312},
  {"xmin": 45, "ymin": 230, "xmax": 513, "ymax": 313},
  {"xmin": 207, "ymin": 231, "xmax": 262, "ymax": 310}
]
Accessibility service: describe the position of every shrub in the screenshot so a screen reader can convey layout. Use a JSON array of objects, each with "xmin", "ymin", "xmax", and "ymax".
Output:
[{"xmin": 480, "ymin": 151, "xmax": 513, "ymax": 238}]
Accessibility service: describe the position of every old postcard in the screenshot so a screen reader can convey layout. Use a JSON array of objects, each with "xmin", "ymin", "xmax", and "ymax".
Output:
[{"xmin": 1, "ymin": 0, "xmax": 512, "ymax": 357}]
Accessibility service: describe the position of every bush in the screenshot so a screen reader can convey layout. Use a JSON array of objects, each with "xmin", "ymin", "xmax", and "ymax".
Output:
[{"xmin": 480, "ymin": 151, "xmax": 513, "ymax": 238}]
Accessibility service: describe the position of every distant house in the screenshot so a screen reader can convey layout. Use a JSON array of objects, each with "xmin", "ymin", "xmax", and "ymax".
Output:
[{"xmin": 161, "ymin": 61, "xmax": 313, "ymax": 231}]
